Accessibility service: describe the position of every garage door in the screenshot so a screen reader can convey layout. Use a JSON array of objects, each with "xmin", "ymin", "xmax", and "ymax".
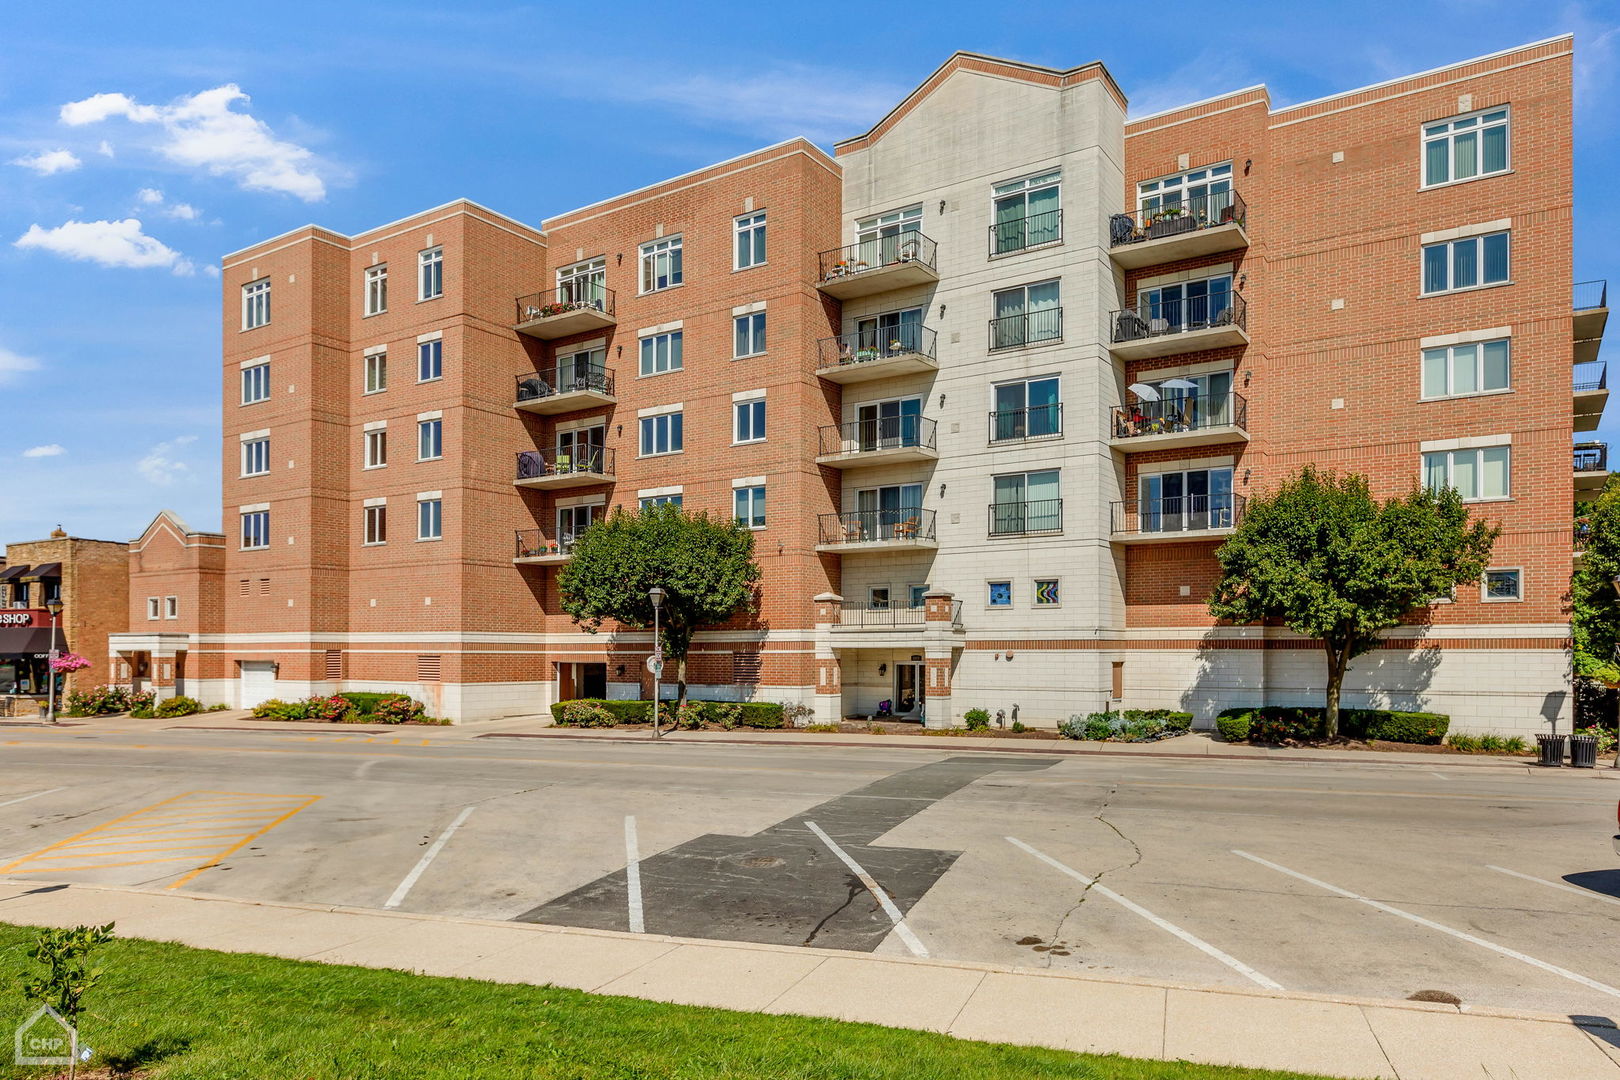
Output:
[{"xmin": 239, "ymin": 661, "xmax": 278, "ymax": 708}]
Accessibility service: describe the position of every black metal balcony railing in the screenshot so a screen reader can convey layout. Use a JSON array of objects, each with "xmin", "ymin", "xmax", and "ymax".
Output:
[
  {"xmin": 817, "ymin": 325, "xmax": 938, "ymax": 369},
  {"xmin": 514, "ymin": 284, "xmax": 615, "ymax": 325},
  {"xmin": 1112, "ymin": 392, "xmax": 1248, "ymax": 439},
  {"xmin": 989, "ymin": 307, "xmax": 1063, "ymax": 350},
  {"xmin": 1112, "ymin": 494, "xmax": 1246, "ymax": 535},
  {"xmin": 818, "ymin": 508, "xmax": 937, "ymax": 545},
  {"xmin": 836, "ymin": 600, "xmax": 963, "ymax": 628},
  {"xmin": 988, "ymin": 403, "xmax": 1063, "ymax": 444},
  {"xmin": 1575, "ymin": 361, "xmax": 1608, "ymax": 392},
  {"xmin": 1575, "ymin": 443, "xmax": 1609, "ymax": 472},
  {"xmin": 988, "ymin": 498, "xmax": 1063, "ymax": 537},
  {"xmin": 1575, "ymin": 279, "xmax": 1608, "ymax": 311},
  {"xmin": 514, "ymin": 528, "xmax": 584, "ymax": 559},
  {"xmin": 515, "ymin": 365, "xmax": 615, "ymax": 404},
  {"xmin": 989, "ymin": 209, "xmax": 1063, "ymax": 256},
  {"xmin": 818, "ymin": 232, "xmax": 938, "ymax": 284},
  {"xmin": 818, "ymin": 415, "xmax": 937, "ymax": 457},
  {"xmin": 1109, "ymin": 189, "xmax": 1247, "ymax": 248},
  {"xmin": 1112, "ymin": 291, "xmax": 1246, "ymax": 344},
  {"xmin": 515, "ymin": 445, "xmax": 614, "ymax": 480}
]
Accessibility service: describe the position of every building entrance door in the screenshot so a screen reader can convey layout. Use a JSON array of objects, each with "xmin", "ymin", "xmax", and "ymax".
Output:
[{"xmin": 894, "ymin": 662, "xmax": 925, "ymax": 718}]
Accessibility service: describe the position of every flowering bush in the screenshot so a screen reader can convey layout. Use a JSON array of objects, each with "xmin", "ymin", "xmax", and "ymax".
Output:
[
  {"xmin": 50, "ymin": 652, "xmax": 90, "ymax": 674},
  {"xmin": 303, "ymin": 695, "xmax": 352, "ymax": 723},
  {"xmin": 126, "ymin": 691, "xmax": 156, "ymax": 718},
  {"xmin": 372, "ymin": 695, "xmax": 427, "ymax": 725},
  {"xmin": 153, "ymin": 695, "xmax": 201, "ymax": 718},
  {"xmin": 63, "ymin": 685, "xmax": 132, "ymax": 716}
]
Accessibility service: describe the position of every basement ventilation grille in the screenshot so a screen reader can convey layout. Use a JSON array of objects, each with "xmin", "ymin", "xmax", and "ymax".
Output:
[
  {"xmin": 732, "ymin": 652, "xmax": 762, "ymax": 684},
  {"xmin": 325, "ymin": 650, "xmax": 343, "ymax": 680},
  {"xmin": 417, "ymin": 654, "xmax": 442, "ymax": 681}
]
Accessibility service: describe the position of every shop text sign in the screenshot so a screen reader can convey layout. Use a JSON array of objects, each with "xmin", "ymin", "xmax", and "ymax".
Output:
[{"xmin": 0, "ymin": 611, "xmax": 43, "ymax": 628}]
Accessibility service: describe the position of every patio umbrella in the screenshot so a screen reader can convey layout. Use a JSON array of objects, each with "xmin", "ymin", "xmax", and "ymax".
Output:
[
  {"xmin": 1158, "ymin": 378, "xmax": 1199, "ymax": 390},
  {"xmin": 1127, "ymin": 382, "xmax": 1160, "ymax": 401}
]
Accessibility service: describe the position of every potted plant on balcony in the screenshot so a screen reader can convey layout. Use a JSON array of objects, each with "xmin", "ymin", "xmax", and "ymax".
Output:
[
  {"xmin": 544, "ymin": 539, "xmax": 560, "ymax": 556},
  {"xmin": 856, "ymin": 347, "xmax": 880, "ymax": 363},
  {"xmin": 887, "ymin": 338, "xmax": 905, "ymax": 354},
  {"xmin": 826, "ymin": 260, "xmax": 850, "ymax": 280}
]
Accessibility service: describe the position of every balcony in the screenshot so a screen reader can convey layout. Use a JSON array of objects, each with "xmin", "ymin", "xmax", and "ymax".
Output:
[
  {"xmin": 816, "ymin": 234, "xmax": 939, "ymax": 299},
  {"xmin": 1109, "ymin": 190, "xmax": 1248, "ymax": 269},
  {"xmin": 815, "ymin": 509, "xmax": 938, "ymax": 553},
  {"xmin": 1575, "ymin": 361, "xmax": 1608, "ymax": 434},
  {"xmin": 1111, "ymin": 494, "xmax": 1245, "ymax": 544},
  {"xmin": 514, "ymin": 286, "xmax": 616, "ymax": 340},
  {"xmin": 989, "ymin": 308, "xmax": 1063, "ymax": 351},
  {"xmin": 514, "ymin": 366, "xmax": 616, "ymax": 415},
  {"xmin": 514, "ymin": 528, "xmax": 581, "ymax": 565},
  {"xmin": 988, "ymin": 499, "xmax": 1063, "ymax": 538},
  {"xmin": 832, "ymin": 600, "xmax": 963, "ymax": 630},
  {"xmin": 1110, "ymin": 292, "xmax": 1248, "ymax": 360},
  {"xmin": 1110, "ymin": 392, "xmax": 1249, "ymax": 451},
  {"xmin": 816, "ymin": 416, "xmax": 938, "ymax": 468},
  {"xmin": 1576, "ymin": 442, "xmax": 1609, "ymax": 501},
  {"xmin": 513, "ymin": 446, "xmax": 614, "ymax": 490},
  {"xmin": 1575, "ymin": 280, "xmax": 1608, "ymax": 365},
  {"xmin": 816, "ymin": 326, "xmax": 938, "ymax": 384},
  {"xmin": 988, "ymin": 403, "xmax": 1064, "ymax": 444},
  {"xmin": 988, "ymin": 209, "xmax": 1063, "ymax": 257},
  {"xmin": 1576, "ymin": 520, "xmax": 1591, "ymax": 562}
]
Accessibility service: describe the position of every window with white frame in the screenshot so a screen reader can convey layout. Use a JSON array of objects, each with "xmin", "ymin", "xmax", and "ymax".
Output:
[
  {"xmin": 241, "ymin": 361, "xmax": 271, "ymax": 405},
  {"xmin": 639, "ymin": 493, "xmax": 683, "ymax": 509},
  {"xmin": 364, "ymin": 351, "xmax": 387, "ymax": 394},
  {"xmin": 734, "ymin": 311, "xmax": 766, "ymax": 357},
  {"xmin": 1482, "ymin": 567, "xmax": 1522, "ymax": 602},
  {"xmin": 734, "ymin": 397, "xmax": 765, "ymax": 443},
  {"xmin": 146, "ymin": 597, "xmax": 160, "ymax": 620},
  {"xmin": 241, "ymin": 436, "xmax": 270, "ymax": 477},
  {"xmin": 992, "ymin": 170, "xmax": 1061, "ymax": 254},
  {"xmin": 639, "ymin": 237, "xmax": 683, "ymax": 293},
  {"xmin": 418, "ymin": 339, "xmax": 442, "ymax": 382},
  {"xmin": 734, "ymin": 484, "xmax": 766, "ymax": 529},
  {"xmin": 241, "ymin": 509, "xmax": 270, "ymax": 550},
  {"xmin": 365, "ymin": 264, "xmax": 388, "ymax": 316},
  {"xmin": 639, "ymin": 412, "xmax": 683, "ymax": 456},
  {"xmin": 857, "ymin": 205, "xmax": 922, "ymax": 243},
  {"xmin": 242, "ymin": 278, "xmax": 270, "ymax": 330},
  {"xmin": 364, "ymin": 504, "xmax": 387, "ymax": 545},
  {"xmin": 640, "ymin": 330, "xmax": 682, "ymax": 376},
  {"xmin": 1422, "ymin": 232, "xmax": 1509, "ymax": 295},
  {"xmin": 1137, "ymin": 162, "xmax": 1233, "ymax": 214},
  {"xmin": 418, "ymin": 418, "xmax": 442, "ymax": 460},
  {"xmin": 364, "ymin": 428, "xmax": 387, "ymax": 469},
  {"xmin": 1421, "ymin": 338, "xmax": 1510, "ymax": 399},
  {"xmin": 1423, "ymin": 445, "xmax": 1510, "ymax": 501},
  {"xmin": 558, "ymin": 257, "xmax": 606, "ymax": 305},
  {"xmin": 165, "ymin": 596, "xmax": 178, "ymax": 620},
  {"xmin": 1423, "ymin": 108, "xmax": 1509, "ymax": 187},
  {"xmin": 419, "ymin": 246, "xmax": 443, "ymax": 300},
  {"xmin": 734, "ymin": 212, "xmax": 766, "ymax": 269},
  {"xmin": 417, "ymin": 498, "xmax": 442, "ymax": 541}
]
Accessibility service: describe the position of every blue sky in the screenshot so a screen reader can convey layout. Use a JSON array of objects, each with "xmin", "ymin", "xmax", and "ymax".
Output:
[{"xmin": 1, "ymin": 1, "xmax": 1615, "ymax": 547}]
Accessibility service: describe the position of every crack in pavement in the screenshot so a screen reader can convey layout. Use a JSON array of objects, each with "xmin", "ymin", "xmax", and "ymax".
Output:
[{"xmin": 1040, "ymin": 783, "xmax": 1145, "ymax": 969}]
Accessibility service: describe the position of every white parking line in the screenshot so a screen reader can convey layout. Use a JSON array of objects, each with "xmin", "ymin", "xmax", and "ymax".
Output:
[
  {"xmin": 624, "ymin": 815, "xmax": 645, "ymax": 934},
  {"xmin": 1486, "ymin": 865, "xmax": 1620, "ymax": 910},
  {"xmin": 0, "ymin": 787, "xmax": 65, "ymax": 810},
  {"xmin": 1234, "ymin": 850, "xmax": 1620, "ymax": 1000},
  {"xmin": 1008, "ymin": 836, "xmax": 1281, "ymax": 990},
  {"xmin": 384, "ymin": 806, "xmax": 474, "ymax": 909},
  {"xmin": 805, "ymin": 820, "xmax": 928, "ymax": 958}
]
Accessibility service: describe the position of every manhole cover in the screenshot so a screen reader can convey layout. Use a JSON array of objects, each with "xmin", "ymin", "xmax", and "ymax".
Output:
[{"xmin": 737, "ymin": 855, "xmax": 786, "ymax": 869}]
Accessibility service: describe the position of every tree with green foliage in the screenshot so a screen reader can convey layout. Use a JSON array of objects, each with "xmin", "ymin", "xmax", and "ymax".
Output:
[
  {"xmin": 558, "ymin": 503, "xmax": 762, "ymax": 712},
  {"xmin": 1209, "ymin": 467, "xmax": 1499, "ymax": 737},
  {"xmin": 22, "ymin": 922, "xmax": 115, "ymax": 1078},
  {"xmin": 1572, "ymin": 476, "xmax": 1620, "ymax": 685}
]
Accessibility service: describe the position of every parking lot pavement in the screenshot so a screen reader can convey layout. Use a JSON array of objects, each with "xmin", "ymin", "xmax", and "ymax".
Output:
[{"xmin": 1, "ymin": 727, "xmax": 1618, "ymax": 1023}]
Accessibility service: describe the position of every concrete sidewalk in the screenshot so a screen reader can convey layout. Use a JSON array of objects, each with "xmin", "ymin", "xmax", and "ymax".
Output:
[{"xmin": 0, "ymin": 880, "xmax": 1614, "ymax": 1079}]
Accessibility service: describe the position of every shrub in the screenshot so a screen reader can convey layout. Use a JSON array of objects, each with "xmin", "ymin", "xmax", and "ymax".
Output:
[
  {"xmin": 152, "ymin": 695, "xmax": 201, "ymax": 718},
  {"xmin": 1248, "ymin": 707, "xmax": 1327, "ymax": 743},
  {"xmin": 1446, "ymin": 733, "xmax": 1481, "ymax": 752},
  {"xmin": 1362, "ymin": 711, "xmax": 1449, "ymax": 745},
  {"xmin": 736, "ymin": 702, "xmax": 785, "ymax": 729},
  {"xmin": 1477, "ymin": 734, "xmax": 1504, "ymax": 752},
  {"xmin": 126, "ymin": 691, "xmax": 155, "ymax": 719},
  {"xmin": 1011, "ymin": 720, "xmax": 1027, "ymax": 733},
  {"xmin": 302, "ymin": 695, "xmax": 352, "ymax": 723},
  {"xmin": 1503, "ymin": 736, "xmax": 1528, "ymax": 754},
  {"xmin": 339, "ymin": 692, "xmax": 394, "ymax": 716},
  {"xmin": 803, "ymin": 723, "xmax": 840, "ymax": 732},
  {"xmin": 1085, "ymin": 712, "xmax": 1118, "ymax": 741},
  {"xmin": 551, "ymin": 699, "xmax": 645, "ymax": 725},
  {"xmin": 1577, "ymin": 725, "xmax": 1617, "ymax": 754},
  {"xmin": 556, "ymin": 700, "xmax": 617, "ymax": 728},
  {"xmin": 252, "ymin": 698, "xmax": 309, "ymax": 721},
  {"xmin": 1057, "ymin": 716, "xmax": 1087, "ymax": 740},
  {"xmin": 371, "ymin": 695, "xmax": 426, "ymax": 724},
  {"xmin": 781, "ymin": 702, "xmax": 814, "ymax": 728},
  {"xmin": 1120, "ymin": 715, "xmax": 1165, "ymax": 741},
  {"xmin": 709, "ymin": 702, "xmax": 742, "ymax": 730},
  {"xmin": 1215, "ymin": 711, "xmax": 1252, "ymax": 742},
  {"xmin": 661, "ymin": 700, "xmax": 707, "ymax": 730},
  {"xmin": 962, "ymin": 708, "xmax": 991, "ymax": 731},
  {"xmin": 63, "ymin": 685, "xmax": 133, "ymax": 717}
]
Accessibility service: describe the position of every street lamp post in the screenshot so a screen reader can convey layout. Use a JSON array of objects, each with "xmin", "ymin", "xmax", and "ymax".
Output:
[
  {"xmin": 648, "ymin": 586, "xmax": 666, "ymax": 740},
  {"xmin": 44, "ymin": 598, "xmax": 63, "ymax": 726}
]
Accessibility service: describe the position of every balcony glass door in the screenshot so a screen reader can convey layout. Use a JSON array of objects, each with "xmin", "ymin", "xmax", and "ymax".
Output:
[
  {"xmin": 1149, "ymin": 370, "xmax": 1231, "ymax": 429},
  {"xmin": 856, "ymin": 206, "xmax": 922, "ymax": 268},
  {"xmin": 856, "ymin": 483, "xmax": 923, "ymax": 540},
  {"xmin": 557, "ymin": 426, "xmax": 604, "ymax": 472},
  {"xmin": 1139, "ymin": 467, "xmax": 1233, "ymax": 532},
  {"xmin": 557, "ymin": 259, "xmax": 606, "ymax": 306},
  {"xmin": 857, "ymin": 397, "xmax": 922, "ymax": 451},
  {"xmin": 556, "ymin": 504, "xmax": 594, "ymax": 551},
  {"xmin": 993, "ymin": 376, "xmax": 1060, "ymax": 441},
  {"xmin": 560, "ymin": 347, "xmax": 605, "ymax": 390},
  {"xmin": 1140, "ymin": 275, "xmax": 1231, "ymax": 332},
  {"xmin": 856, "ymin": 308, "xmax": 922, "ymax": 356}
]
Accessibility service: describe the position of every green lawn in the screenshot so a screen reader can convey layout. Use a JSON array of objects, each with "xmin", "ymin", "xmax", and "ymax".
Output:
[{"xmin": 0, "ymin": 922, "xmax": 1329, "ymax": 1080}]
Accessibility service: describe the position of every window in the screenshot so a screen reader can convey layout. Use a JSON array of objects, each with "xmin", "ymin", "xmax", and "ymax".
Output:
[
  {"xmin": 554, "ymin": 426, "xmax": 604, "ymax": 473},
  {"xmin": 1482, "ymin": 568, "xmax": 1522, "ymax": 602},
  {"xmin": 869, "ymin": 586, "xmax": 892, "ymax": 610},
  {"xmin": 992, "ymin": 170, "xmax": 1061, "ymax": 254},
  {"xmin": 419, "ymin": 247, "xmax": 443, "ymax": 300},
  {"xmin": 854, "ymin": 205, "xmax": 923, "ymax": 268},
  {"xmin": 557, "ymin": 504, "xmax": 595, "ymax": 548},
  {"xmin": 1423, "ymin": 445, "xmax": 1510, "ymax": 501},
  {"xmin": 242, "ymin": 278, "xmax": 270, "ymax": 330},
  {"xmin": 988, "ymin": 581, "xmax": 1012, "ymax": 607},
  {"xmin": 1135, "ymin": 274, "xmax": 1232, "ymax": 332},
  {"xmin": 417, "ymin": 498, "xmax": 442, "ymax": 541},
  {"xmin": 365, "ymin": 264, "xmax": 388, "ymax": 316},
  {"xmin": 853, "ymin": 307, "xmax": 924, "ymax": 357},
  {"xmin": 1119, "ymin": 370, "xmax": 1235, "ymax": 435},
  {"xmin": 734, "ymin": 398, "xmax": 765, "ymax": 443},
  {"xmin": 418, "ymin": 418, "xmax": 442, "ymax": 460},
  {"xmin": 640, "ymin": 330, "xmax": 683, "ymax": 376},
  {"xmin": 241, "ymin": 510, "xmax": 270, "ymax": 550},
  {"xmin": 146, "ymin": 597, "xmax": 160, "ymax": 621},
  {"xmin": 364, "ymin": 428, "xmax": 387, "ymax": 469},
  {"xmin": 640, "ymin": 493, "xmax": 683, "ymax": 509},
  {"xmin": 241, "ymin": 362, "xmax": 271, "ymax": 405},
  {"xmin": 853, "ymin": 483, "xmax": 923, "ymax": 540},
  {"xmin": 241, "ymin": 436, "xmax": 270, "ymax": 477},
  {"xmin": 1033, "ymin": 578, "xmax": 1061, "ymax": 606},
  {"xmin": 558, "ymin": 257, "xmax": 606, "ymax": 305},
  {"xmin": 853, "ymin": 397, "xmax": 924, "ymax": 452},
  {"xmin": 1137, "ymin": 467, "xmax": 1236, "ymax": 533},
  {"xmin": 1422, "ymin": 232, "xmax": 1510, "ymax": 294},
  {"xmin": 639, "ymin": 412, "xmax": 683, "ymax": 456},
  {"xmin": 364, "ymin": 504, "xmax": 387, "ymax": 545},
  {"xmin": 164, "ymin": 596, "xmax": 178, "ymax": 620},
  {"xmin": 991, "ymin": 281, "xmax": 1061, "ymax": 349},
  {"xmin": 1137, "ymin": 162, "xmax": 1233, "ymax": 214},
  {"xmin": 418, "ymin": 339, "xmax": 443, "ymax": 382},
  {"xmin": 991, "ymin": 470, "xmax": 1062, "ymax": 536},
  {"xmin": 992, "ymin": 376, "xmax": 1061, "ymax": 442},
  {"xmin": 734, "ymin": 212, "xmax": 766, "ymax": 269},
  {"xmin": 639, "ymin": 236, "xmax": 683, "ymax": 293},
  {"xmin": 734, "ymin": 484, "xmax": 766, "ymax": 529},
  {"xmin": 1424, "ymin": 109, "xmax": 1509, "ymax": 187},
  {"xmin": 1421, "ymin": 339, "xmax": 1510, "ymax": 399},
  {"xmin": 908, "ymin": 584, "xmax": 929, "ymax": 609},
  {"xmin": 365, "ymin": 352, "xmax": 387, "ymax": 394},
  {"xmin": 857, "ymin": 205, "xmax": 922, "ymax": 244},
  {"xmin": 734, "ymin": 311, "xmax": 766, "ymax": 357}
]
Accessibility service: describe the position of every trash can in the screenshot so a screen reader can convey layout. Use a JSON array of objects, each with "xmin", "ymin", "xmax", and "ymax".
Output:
[
  {"xmin": 1570, "ymin": 734, "xmax": 1599, "ymax": 769},
  {"xmin": 1536, "ymin": 734, "xmax": 1567, "ymax": 767}
]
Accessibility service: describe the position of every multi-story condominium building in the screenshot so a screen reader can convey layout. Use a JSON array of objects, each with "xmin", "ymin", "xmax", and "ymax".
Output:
[{"xmin": 122, "ymin": 36, "xmax": 1601, "ymax": 732}]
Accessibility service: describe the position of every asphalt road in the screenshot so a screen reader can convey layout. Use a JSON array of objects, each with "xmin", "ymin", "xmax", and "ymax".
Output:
[{"xmin": 2, "ymin": 720, "xmax": 1618, "ymax": 1020}]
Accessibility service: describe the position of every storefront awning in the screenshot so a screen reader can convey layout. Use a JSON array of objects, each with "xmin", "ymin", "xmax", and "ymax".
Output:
[
  {"xmin": 0, "ymin": 565, "xmax": 30, "ymax": 582},
  {"xmin": 21, "ymin": 563, "xmax": 60, "ymax": 581},
  {"xmin": 0, "ymin": 628, "xmax": 61, "ymax": 656}
]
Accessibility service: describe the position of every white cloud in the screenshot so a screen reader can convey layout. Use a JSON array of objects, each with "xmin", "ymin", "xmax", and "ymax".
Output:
[
  {"xmin": 96, "ymin": 140, "xmax": 114, "ymax": 158},
  {"xmin": 164, "ymin": 202, "xmax": 200, "ymax": 221},
  {"xmin": 60, "ymin": 84, "xmax": 326, "ymax": 201},
  {"xmin": 137, "ymin": 435, "xmax": 197, "ymax": 486},
  {"xmin": 203, "ymin": 264, "xmax": 221, "ymax": 279},
  {"xmin": 11, "ymin": 149, "xmax": 81, "ymax": 175},
  {"xmin": 136, "ymin": 187, "xmax": 163, "ymax": 204},
  {"xmin": 0, "ymin": 347, "xmax": 40, "ymax": 386},
  {"xmin": 15, "ymin": 219, "xmax": 194, "ymax": 275},
  {"xmin": 135, "ymin": 188, "xmax": 201, "ymax": 221},
  {"xmin": 22, "ymin": 444, "xmax": 65, "ymax": 458}
]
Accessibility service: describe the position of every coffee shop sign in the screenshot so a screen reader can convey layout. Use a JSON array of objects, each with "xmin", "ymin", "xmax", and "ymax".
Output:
[{"xmin": 0, "ymin": 612, "xmax": 40, "ymax": 628}]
